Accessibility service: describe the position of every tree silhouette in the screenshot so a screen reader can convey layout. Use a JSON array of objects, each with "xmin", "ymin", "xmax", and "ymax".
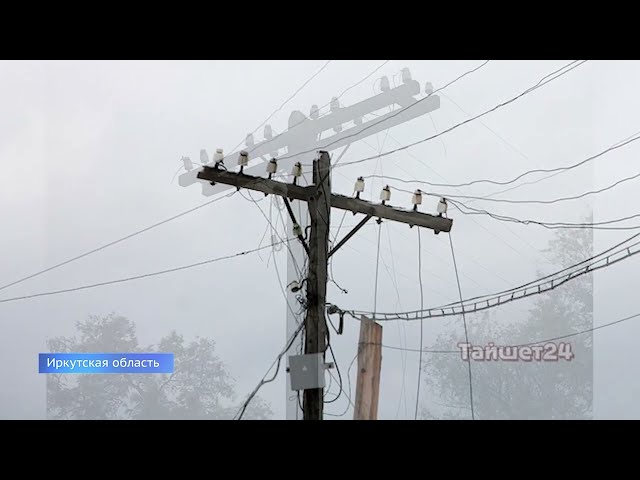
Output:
[
  {"xmin": 421, "ymin": 224, "xmax": 593, "ymax": 420},
  {"xmin": 46, "ymin": 314, "xmax": 272, "ymax": 420}
]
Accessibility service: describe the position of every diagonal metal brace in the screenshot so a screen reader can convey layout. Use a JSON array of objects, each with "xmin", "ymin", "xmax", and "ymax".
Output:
[
  {"xmin": 282, "ymin": 197, "xmax": 311, "ymax": 257},
  {"xmin": 328, "ymin": 215, "xmax": 373, "ymax": 258}
]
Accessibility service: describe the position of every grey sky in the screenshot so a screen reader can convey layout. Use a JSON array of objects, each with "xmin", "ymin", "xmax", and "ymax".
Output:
[{"xmin": 1, "ymin": 60, "xmax": 638, "ymax": 419}]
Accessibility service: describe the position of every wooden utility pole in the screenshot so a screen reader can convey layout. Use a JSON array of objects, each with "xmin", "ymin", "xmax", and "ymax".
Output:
[
  {"xmin": 354, "ymin": 316, "xmax": 383, "ymax": 420},
  {"xmin": 177, "ymin": 68, "xmax": 441, "ymax": 419},
  {"xmin": 196, "ymin": 150, "xmax": 452, "ymax": 420},
  {"xmin": 303, "ymin": 152, "xmax": 331, "ymax": 420}
]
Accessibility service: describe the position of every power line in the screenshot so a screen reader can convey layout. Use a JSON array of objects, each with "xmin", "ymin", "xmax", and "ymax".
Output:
[
  {"xmin": 362, "ymin": 132, "xmax": 640, "ymax": 192},
  {"xmin": 331, "ymin": 229, "xmax": 640, "ymax": 328},
  {"xmin": 477, "ymin": 128, "xmax": 640, "ymax": 200},
  {"xmin": 260, "ymin": 195, "xmax": 307, "ymax": 338},
  {"xmin": 324, "ymin": 363, "xmax": 335, "ymax": 399},
  {"xmin": 341, "ymin": 131, "xmax": 515, "ymax": 299},
  {"xmin": 344, "ymin": 348, "xmax": 361, "ymax": 416},
  {"xmin": 373, "ymin": 223, "xmax": 383, "ymax": 316},
  {"xmin": 323, "ymin": 343, "xmax": 345, "ymax": 405},
  {"xmin": 0, "ymin": 239, "xmax": 291, "ymax": 305},
  {"xmin": 482, "ymin": 134, "xmax": 640, "ymax": 191},
  {"xmin": 0, "ymin": 192, "xmax": 236, "ymax": 294},
  {"xmin": 439, "ymin": 91, "xmax": 540, "ymax": 168},
  {"xmin": 431, "ymin": 232, "xmax": 640, "ymax": 310},
  {"xmin": 324, "ymin": 363, "xmax": 356, "ymax": 418},
  {"xmin": 235, "ymin": 320, "xmax": 306, "ymax": 420},
  {"xmin": 346, "ymin": 225, "xmax": 459, "ymax": 302},
  {"xmin": 368, "ymin": 127, "xmax": 414, "ymax": 418},
  {"xmin": 228, "ymin": 60, "xmax": 333, "ymax": 154},
  {"xmin": 278, "ymin": 60, "xmax": 492, "ymax": 163},
  {"xmin": 329, "ymin": 145, "xmax": 353, "ymax": 244},
  {"xmin": 336, "ymin": 60, "xmax": 587, "ymax": 170},
  {"xmin": 361, "ymin": 108, "xmax": 558, "ymax": 276},
  {"xmin": 374, "ymin": 242, "xmax": 638, "ymax": 320},
  {"xmin": 400, "ymin": 169, "xmax": 640, "ymax": 206},
  {"xmin": 377, "ymin": 310, "xmax": 640, "ymax": 354},
  {"xmin": 288, "ymin": 60, "xmax": 390, "ymax": 151},
  {"xmin": 238, "ymin": 61, "xmax": 548, "ymax": 322},
  {"xmin": 449, "ymin": 233, "xmax": 475, "ymax": 420},
  {"xmin": 390, "ymin": 171, "xmax": 640, "ymax": 212},
  {"xmin": 414, "ymin": 228, "xmax": 425, "ymax": 420},
  {"xmin": 367, "ymin": 109, "xmax": 558, "ymax": 270},
  {"xmin": 329, "ymin": 60, "xmax": 588, "ymax": 291},
  {"xmin": 333, "ymin": 61, "xmax": 391, "ymax": 104},
  {"xmin": 240, "ymin": 189, "xmax": 305, "ymax": 277},
  {"xmin": 2, "ymin": 174, "xmax": 293, "ymax": 300},
  {"xmin": 258, "ymin": 182, "xmax": 312, "ymax": 419},
  {"xmin": 384, "ymin": 222, "xmax": 409, "ymax": 419},
  {"xmin": 380, "ymin": 344, "xmax": 459, "ymax": 354},
  {"xmin": 449, "ymin": 199, "xmax": 640, "ymax": 231},
  {"xmin": 334, "ymin": 233, "xmax": 640, "ymax": 321},
  {"xmin": 242, "ymin": 61, "xmax": 390, "ymax": 158}
]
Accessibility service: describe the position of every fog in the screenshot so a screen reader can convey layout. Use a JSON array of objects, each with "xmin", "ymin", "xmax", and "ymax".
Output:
[{"xmin": 1, "ymin": 60, "xmax": 638, "ymax": 419}]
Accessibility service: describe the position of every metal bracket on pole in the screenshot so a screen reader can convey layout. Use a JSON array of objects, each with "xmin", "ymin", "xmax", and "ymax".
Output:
[
  {"xmin": 328, "ymin": 215, "xmax": 373, "ymax": 258},
  {"xmin": 282, "ymin": 197, "xmax": 311, "ymax": 257}
]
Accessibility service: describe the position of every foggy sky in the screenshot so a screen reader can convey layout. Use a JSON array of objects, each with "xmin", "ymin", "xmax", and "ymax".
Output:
[{"xmin": 1, "ymin": 60, "xmax": 638, "ymax": 419}]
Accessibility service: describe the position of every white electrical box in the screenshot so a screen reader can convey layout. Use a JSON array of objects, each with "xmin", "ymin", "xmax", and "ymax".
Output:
[{"xmin": 288, "ymin": 353, "xmax": 326, "ymax": 391}]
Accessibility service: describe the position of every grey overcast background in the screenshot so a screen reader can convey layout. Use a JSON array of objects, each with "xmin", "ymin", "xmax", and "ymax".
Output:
[{"xmin": 0, "ymin": 60, "xmax": 639, "ymax": 419}]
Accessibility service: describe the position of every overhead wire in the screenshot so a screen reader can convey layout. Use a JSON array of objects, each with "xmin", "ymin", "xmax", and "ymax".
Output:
[
  {"xmin": 7, "ymin": 61, "xmax": 609, "ymax": 423},
  {"xmin": 415, "ymin": 90, "xmax": 536, "ymax": 314},
  {"xmin": 478, "ymin": 128, "xmax": 640, "ymax": 200},
  {"xmin": 324, "ymin": 367, "xmax": 355, "ymax": 418},
  {"xmin": 227, "ymin": 60, "xmax": 333, "ymax": 154},
  {"xmin": 361, "ymin": 129, "xmax": 640, "ymax": 192},
  {"xmin": 359, "ymin": 112, "xmax": 557, "ymax": 270},
  {"xmin": 370, "ymin": 119, "xmax": 410, "ymax": 418},
  {"xmin": 277, "ymin": 60, "xmax": 493, "ymax": 164},
  {"xmin": 329, "ymin": 144, "xmax": 353, "ymax": 245},
  {"xmin": 356, "ymin": 114, "xmax": 539, "ymax": 288},
  {"xmin": 368, "ymin": 100, "xmax": 382, "ymax": 320},
  {"xmin": 0, "ymin": 192, "xmax": 236, "ymax": 294},
  {"xmin": 430, "ymin": 232, "xmax": 640, "ymax": 310},
  {"xmin": 364, "ymin": 97, "xmax": 544, "ymax": 344},
  {"xmin": 235, "ymin": 320, "xmax": 306, "ymax": 420},
  {"xmin": 264, "ymin": 185, "xmax": 310, "ymax": 419},
  {"xmin": 414, "ymin": 93, "xmax": 557, "ymax": 269},
  {"xmin": 239, "ymin": 61, "xmax": 390, "ymax": 159},
  {"xmin": 336, "ymin": 60, "xmax": 587, "ymax": 170},
  {"xmin": 240, "ymin": 189, "xmax": 305, "ymax": 277},
  {"xmin": 376, "ymin": 310, "xmax": 640, "ymax": 355},
  {"xmin": 449, "ymin": 233, "xmax": 475, "ymax": 420},
  {"xmin": 0, "ymin": 238, "xmax": 292, "ymax": 305},
  {"xmin": 265, "ymin": 194, "xmax": 307, "ymax": 337},
  {"xmin": 439, "ymin": 90, "xmax": 541, "ymax": 168},
  {"xmin": 346, "ymin": 228, "xmax": 458, "ymax": 302},
  {"xmin": 373, "ymin": 220, "xmax": 383, "ymax": 316},
  {"xmin": 324, "ymin": 343, "xmax": 345, "ymax": 405},
  {"xmin": 342, "ymin": 128, "xmax": 497, "ymax": 298},
  {"xmin": 324, "ymin": 362, "xmax": 334, "ymax": 398},
  {"xmin": 336, "ymin": 232, "xmax": 640, "ymax": 321},
  {"xmin": 16, "ymin": 60, "xmax": 361, "ymax": 307},
  {"xmin": 1, "ymin": 61, "xmax": 579, "ymax": 297},
  {"xmin": 414, "ymin": 228, "xmax": 425, "ymax": 420},
  {"xmin": 384, "ymin": 165, "xmax": 640, "ymax": 206},
  {"xmin": 373, "ymin": 241, "xmax": 640, "ymax": 320},
  {"xmin": 449, "ymin": 199, "xmax": 640, "ymax": 231},
  {"xmin": 331, "ymin": 348, "xmax": 360, "ymax": 418},
  {"xmin": 382, "ymin": 178, "xmax": 640, "ymax": 234},
  {"xmin": 384, "ymin": 222, "xmax": 409, "ymax": 419}
]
